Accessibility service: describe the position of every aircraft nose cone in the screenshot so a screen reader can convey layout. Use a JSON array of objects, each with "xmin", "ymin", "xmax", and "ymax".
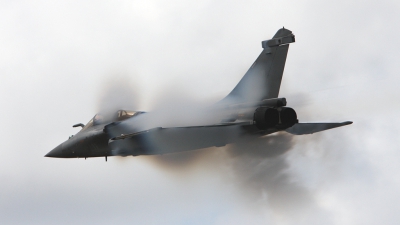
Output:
[{"xmin": 45, "ymin": 144, "xmax": 63, "ymax": 157}]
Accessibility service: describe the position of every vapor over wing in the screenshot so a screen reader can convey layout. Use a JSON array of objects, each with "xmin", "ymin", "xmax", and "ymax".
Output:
[
  {"xmin": 107, "ymin": 122, "xmax": 260, "ymax": 156},
  {"xmin": 110, "ymin": 122, "xmax": 252, "ymax": 141}
]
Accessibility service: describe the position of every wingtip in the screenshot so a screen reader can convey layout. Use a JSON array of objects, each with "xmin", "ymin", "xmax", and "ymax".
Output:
[{"xmin": 343, "ymin": 121, "xmax": 353, "ymax": 125}]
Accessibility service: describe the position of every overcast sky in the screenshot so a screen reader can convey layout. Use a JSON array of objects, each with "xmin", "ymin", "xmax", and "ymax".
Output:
[{"xmin": 1, "ymin": 0, "xmax": 400, "ymax": 224}]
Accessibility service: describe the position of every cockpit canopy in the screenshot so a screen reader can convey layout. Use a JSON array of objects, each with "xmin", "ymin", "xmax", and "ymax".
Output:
[
  {"xmin": 117, "ymin": 110, "xmax": 144, "ymax": 121},
  {"xmin": 83, "ymin": 110, "xmax": 145, "ymax": 129}
]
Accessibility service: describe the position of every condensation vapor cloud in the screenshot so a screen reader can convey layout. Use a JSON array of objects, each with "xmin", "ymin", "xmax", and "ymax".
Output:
[
  {"xmin": 91, "ymin": 67, "xmax": 342, "ymax": 224},
  {"xmin": 143, "ymin": 100, "xmax": 334, "ymax": 224},
  {"xmin": 96, "ymin": 72, "xmax": 141, "ymax": 121},
  {"xmin": 2, "ymin": 0, "xmax": 400, "ymax": 224},
  {"xmin": 91, "ymin": 28, "xmax": 354, "ymax": 225},
  {"xmin": 224, "ymin": 133, "xmax": 333, "ymax": 224}
]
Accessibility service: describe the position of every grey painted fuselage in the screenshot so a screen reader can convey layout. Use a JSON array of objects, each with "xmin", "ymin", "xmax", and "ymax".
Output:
[{"xmin": 45, "ymin": 28, "xmax": 352, "ymax": 160}]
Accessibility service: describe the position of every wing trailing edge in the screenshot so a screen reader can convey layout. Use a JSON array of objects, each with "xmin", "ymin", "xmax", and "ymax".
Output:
[{"xmin": 285, "ymin": 121, "xmax": 353, "ymax": 135}]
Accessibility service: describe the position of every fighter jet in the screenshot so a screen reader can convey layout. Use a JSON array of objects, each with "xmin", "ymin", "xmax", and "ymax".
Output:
[{"xmin": 45, "ymin": 28, "xmax": 352, "ymax": 161}]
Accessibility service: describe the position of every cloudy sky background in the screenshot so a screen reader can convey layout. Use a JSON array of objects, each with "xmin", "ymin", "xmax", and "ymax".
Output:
[{"xmin": 1, "ymin": 0, "xmax": 400, "ymax": 224}]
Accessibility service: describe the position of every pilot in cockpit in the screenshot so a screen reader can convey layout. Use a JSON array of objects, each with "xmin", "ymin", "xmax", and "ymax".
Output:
[{"xmin": 117, "ymin": 110, "xmax": 144, "ymax": 121}]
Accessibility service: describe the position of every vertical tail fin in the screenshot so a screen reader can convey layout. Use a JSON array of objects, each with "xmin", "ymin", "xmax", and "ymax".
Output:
[{"xmin": 220, "ymin": 28, "xmax": 295, "ymax": 105}]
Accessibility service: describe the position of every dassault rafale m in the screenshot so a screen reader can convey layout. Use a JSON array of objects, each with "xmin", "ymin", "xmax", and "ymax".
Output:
[{"xmin": 45, "ymin": 28, "xmax": 352, "ymax": 161}]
